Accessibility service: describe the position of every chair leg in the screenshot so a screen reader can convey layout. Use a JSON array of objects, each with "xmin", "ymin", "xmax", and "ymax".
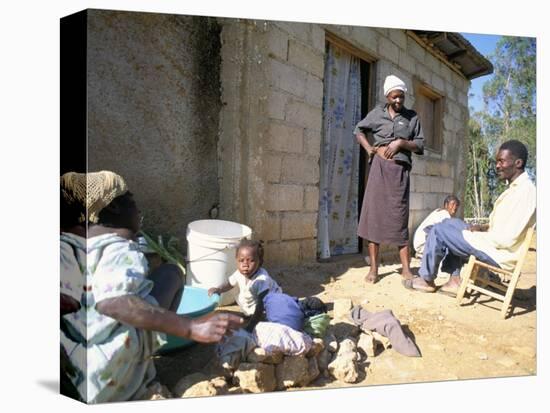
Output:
[
  {"xmin": 457, "ymin": 256, "xmax": 476, "ymax": 305},
  {"xmin": 500, "ymin": 271, "xmax": 522, "ymax": 319}
]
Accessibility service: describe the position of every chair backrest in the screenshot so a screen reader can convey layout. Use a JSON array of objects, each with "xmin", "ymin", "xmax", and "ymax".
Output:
[{"xmin": 511, "ymin": 225, "xmax": 536, "ymax": 276}]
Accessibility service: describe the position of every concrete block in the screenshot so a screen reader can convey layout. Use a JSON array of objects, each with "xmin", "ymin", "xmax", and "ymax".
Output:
[
  {"xmin": 378, "ymin": 36, "xmax": 399, "ymax": 64},
  {"xmin": 266, "ymin": 89, "xmax": 290, "ymax": 121},
  {"xmin": 255, "ymin": 212, "xmax": 281, "ymax": 241},
  {"xmin": 408, "ymin": 37, "xmax": 426, "ymax": 61},
  {"xmin": 267, "ymin": 184, "xmax": 304, "ymax": 211},
  {"xmin": 417, "ymin": 64, "xmax": 432, "ymax": 84},
  {"xmin": 269, "ymin": 58, "xmax": 307, "ymax": 97},
  {"xmin": 304, "ymin": 185, "xmax": 320, "ymax": 211},
  {"xmin": 410, "ymin": 191, "xmax": 423, "ymax": 210},
  {"xmin": 425, "ymin": 193, "xmax": 439, "ymax": 210},
  {"xmin": 374, "ymin": 27, "xmax": 389, "ymax": 37},
  {"xmin": 439, "ymin": 161, "xmax": 451, "ymax": 178},
  {"xmin": 305, "ymin": 74, "xmax": 324, "ymax": 108},
  {"xmin": 349, "ymin": 26, "xmax": 379, "ymax": 54},
  {"xmin": 412, "ymin": 157, "xmax": 427, "ymax": 175},
  {"xmin": 442, "ymin": 178, "xmax": 455, "ymax": 194},
  {"xmin": 410, "ymin": 174, "xmax": 417, "ymax": 192},
  {"xmin": 267, "ymin": 26, "xmax": 289, "ymax": 61},
  {"xmin": 285, "ymin": 100, "xmax": 323, "ymax": 131},
  {"xmin": 300, "ymin": 238, "xmax": 318, "ymax": 261},
  {"xmin": 398, "ymin": 51, "xmax": 416, "ymax": 74},
  {"xmin": 274, "ymin": 21, "xmax": 311, "ymax": 44},
  {"xmin": 304, "ymin": 128, "xmax": 322, "ymax": 157},
  {"xmin": 288, "ymin": 39, "xmax": 325, "ymax": 78},
  {"xmin": 265, "ymin": 154, "xmax": 283, "ymax": 182},
  {"xmin": 281, "ymin": 212, "xmax": 318, "ymax": 239},
  {"xmin": 311, "ymin": 24, "xmax": 326, "ymax": 52},
  {"xmin": 429, "ymin": 176, "xmax": 444, "ymax": 193},
  {"xmin": 425, "ymin": 54, "xmax": 441, "ymax": 74},
  {"xmin": 281, "ymin": 155, "xmax": 319, "ymax": 184},
  {"xmin": 268, "ymin": 121, "xmax": 304, "ymax": 153},
  {"xmin": 414, "ymin": 176, "xmax": 431, "ymax": 193},
  {"xmin": 389, "ymin": 29, "xmax": 408, "ymax": 50},
  {"xmin": 441, "ymin": 65, "xmax": 454, "ymax": 84},
  {"xmin": 264, "ymin": 240, "xmax": 301, "ymax": 265},
  {"xmin": 432, "ymin": 73, "xmax": 445, "ymax": 94},
  {"xmin": 426, "ymin": 160, "xmax": 441, "ymax": 176},
  {"xmin": 445, "ymin": 82, "xmax": 458, "ymax": 102},
  {"xmin": 443, "ymin": 114, "xmax": 455, "ymax": 132},
  {"xmin": 458, "ymin": 91, "xmax": 468, "ymax": 107}
]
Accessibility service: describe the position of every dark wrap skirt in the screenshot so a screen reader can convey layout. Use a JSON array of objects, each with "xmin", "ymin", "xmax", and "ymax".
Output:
[{"xmin": 357, "ymin": 155, "xmax": 410, "ymax": 245}]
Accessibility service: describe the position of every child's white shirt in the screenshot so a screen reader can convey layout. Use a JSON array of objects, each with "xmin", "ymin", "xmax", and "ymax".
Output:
[{"xmin": 228, "ymin": 267, "xmax": 282, "ymax": 316}]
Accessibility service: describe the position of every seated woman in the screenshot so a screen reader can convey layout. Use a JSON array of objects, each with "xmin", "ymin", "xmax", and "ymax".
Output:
[{"xmin": 60, "ymin": 171, "xmax": 242, "ymax": 403}]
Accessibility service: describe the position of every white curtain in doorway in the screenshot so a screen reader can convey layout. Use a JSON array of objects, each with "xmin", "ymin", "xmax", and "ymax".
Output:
[{"xmin": 318, "ymin": 45, "xmax": 362, "ymax": 259}]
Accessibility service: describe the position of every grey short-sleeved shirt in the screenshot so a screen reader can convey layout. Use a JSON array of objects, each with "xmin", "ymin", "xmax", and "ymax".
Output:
[{"xmin": 353, "ymin": 104, "xmax": 424, "ymax": 165}]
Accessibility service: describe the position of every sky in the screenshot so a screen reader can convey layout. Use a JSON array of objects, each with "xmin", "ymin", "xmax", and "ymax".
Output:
[{"xmin": 459, "ymin": 32, "xmax": 502, "ymax": 113}]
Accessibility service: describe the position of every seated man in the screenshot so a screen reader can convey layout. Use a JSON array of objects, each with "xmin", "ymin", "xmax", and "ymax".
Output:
[
  {"xmin": 413, "ymin": 195, "xmax": 460, "ymax": 257},
  {"xmin": 403, "ymin": 140, "xmax": 536, "ymax": 295}
]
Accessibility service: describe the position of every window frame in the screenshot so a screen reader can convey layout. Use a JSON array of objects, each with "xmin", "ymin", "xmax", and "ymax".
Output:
[{"xmin": 413, "ymin": 78, "xmax": 445, "ymax": 153}]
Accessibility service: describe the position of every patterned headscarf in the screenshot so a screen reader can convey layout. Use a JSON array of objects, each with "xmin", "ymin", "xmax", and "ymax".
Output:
[{"xmin": 61, "ymin": 171, "xmax": 128, "ymax": 223}]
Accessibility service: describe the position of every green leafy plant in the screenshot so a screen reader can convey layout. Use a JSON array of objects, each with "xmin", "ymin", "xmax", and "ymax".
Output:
[{"xmin": 139, "ymin": 230, "xmax": 186, "ymax": 277}]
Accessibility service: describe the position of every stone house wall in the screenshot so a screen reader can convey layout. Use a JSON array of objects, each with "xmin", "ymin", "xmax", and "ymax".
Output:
[{"xmin": 218, "ymin": 19, "xmax": 471, "ymax": 265}]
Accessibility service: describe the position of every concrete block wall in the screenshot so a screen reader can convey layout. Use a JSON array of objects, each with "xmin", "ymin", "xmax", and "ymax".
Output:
[
  {"xmin": 218, "ymin": 19, "xmax": 325, "ymax": 265},
  {"xmin": 219, "ymin": 19, "xmax": 471, "ymax": 265}
]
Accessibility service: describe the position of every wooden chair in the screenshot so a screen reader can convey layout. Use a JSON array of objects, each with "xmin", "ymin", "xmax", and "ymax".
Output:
[{"xmin": 456, "ymin": 226, "xmax": 535, "ymax": 319}]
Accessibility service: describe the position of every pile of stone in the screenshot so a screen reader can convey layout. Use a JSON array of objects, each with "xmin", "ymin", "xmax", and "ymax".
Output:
[{"xmin": 145, "ymin": 299, "xmax": 392, "ymax": 399}]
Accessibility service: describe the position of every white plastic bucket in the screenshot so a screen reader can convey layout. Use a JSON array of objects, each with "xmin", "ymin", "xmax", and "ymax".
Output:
[{"xmin": 185, "ymin": 219, "xmax": 252, "ymax": 306}]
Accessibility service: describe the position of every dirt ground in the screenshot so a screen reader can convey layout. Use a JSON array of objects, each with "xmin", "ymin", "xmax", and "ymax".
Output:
[{"xmin": 155, "ymin": 238, "xmax": 537, "ymax": 394}]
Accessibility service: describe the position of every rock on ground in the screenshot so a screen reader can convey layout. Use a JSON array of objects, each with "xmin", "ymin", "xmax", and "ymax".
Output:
[
  {"xmin": 233, "ymin": 362, "xmax": 277, "ymax": 393},
  {"xmin": 333, "ymin": 298, "xmax": 353, "ymax": 320},
  {"xmin": 141, "ymin": 382, "xmax": 173, "ymax": 400},
  {"xmin": 173, "ymin": 373, "xmax": 210, "ymax": 397},
  {"xmin": 246, "ymin": 347, "xmax": 284, "ymax": 364},
  {"xmin": 328, "ymin": 338, "xmax": 360, "ymax": 383},
  {"xmin": 306, "ymin": 338, "xmax": 325, "ymax": 358},
  {"xmin": 317, "ymin": 347, "xmax": 333, "ymax": 372},
  {"xmin": 275, "ymin": 355, "xmax": 310, "ymax": 389}
]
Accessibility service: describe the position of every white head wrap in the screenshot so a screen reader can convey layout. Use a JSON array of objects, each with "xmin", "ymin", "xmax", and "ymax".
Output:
[{"xmin": 383, "ymin": 75, "xmax": 407, "ymax": 96}]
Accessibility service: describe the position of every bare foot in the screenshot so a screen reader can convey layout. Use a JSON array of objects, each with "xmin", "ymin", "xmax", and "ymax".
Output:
[
  {"xmin": 364, "ymin": 271, "xmax": 378, "ymax": 284},
  {"xmin": 401, "ymin": 270, "xmax": 415, "ymax": 280}
]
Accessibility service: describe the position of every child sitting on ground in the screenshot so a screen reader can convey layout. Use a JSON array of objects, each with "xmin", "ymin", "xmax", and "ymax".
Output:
[
  {"xmin": 413, "ymin": 195, "xmax": 460, "ymax": 257},
  {"xmin": 209, "ymin": 240, "xmax": 327, "ymax": 333},
  {"xmin": 208, "ymin": 239, "xmax": 281, "ymax": 318}
]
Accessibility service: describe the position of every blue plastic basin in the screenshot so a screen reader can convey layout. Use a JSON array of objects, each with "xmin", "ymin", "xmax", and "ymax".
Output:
[{"xmin": 158, "ymin": 286, "xmax": 220, "ymax": 353}]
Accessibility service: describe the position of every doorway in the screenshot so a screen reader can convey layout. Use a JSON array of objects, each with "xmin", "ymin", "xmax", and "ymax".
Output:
[{"xmin": 318, "ymin": 35, "xmax": 374, "ymax": 259}]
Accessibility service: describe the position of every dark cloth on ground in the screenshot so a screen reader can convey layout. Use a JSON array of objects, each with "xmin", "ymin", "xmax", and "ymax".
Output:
[
  {"xmin": 263, "ymin": 292, "xmax": 305, "ymax": 332},
  {"xmin": 419, "ymin": 218, "xmax": 500, "ymax": 282},
  {"xmin": 350, "ymin": 306, "xmax": 421, "ymax": 357},
  {"xmin": 357, "ymin": 154, "xmax": 410, "ymax": 245},
  {"xmin": 299, "ymin": 296, "xmax": 328, "ymax": 318}
]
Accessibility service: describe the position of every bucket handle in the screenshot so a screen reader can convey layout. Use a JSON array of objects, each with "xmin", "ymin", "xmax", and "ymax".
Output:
[{"xmin": 186, "ymin": 238, "xmax": 247, "ymax": 264}]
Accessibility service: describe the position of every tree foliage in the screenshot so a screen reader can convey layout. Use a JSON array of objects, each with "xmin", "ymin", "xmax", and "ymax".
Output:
[
  {"xmin": 465, "ymin": 36, "xmax": 536, "ymax": 218},
  {"xmin": 480, "ymin": 36, "xmax": 536, "ymax": 174}
]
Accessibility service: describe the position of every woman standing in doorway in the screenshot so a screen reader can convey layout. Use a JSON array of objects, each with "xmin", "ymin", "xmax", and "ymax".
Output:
[{"xmin": 354, "ymin": 75, "xmax": 424, "ymax": 283}]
